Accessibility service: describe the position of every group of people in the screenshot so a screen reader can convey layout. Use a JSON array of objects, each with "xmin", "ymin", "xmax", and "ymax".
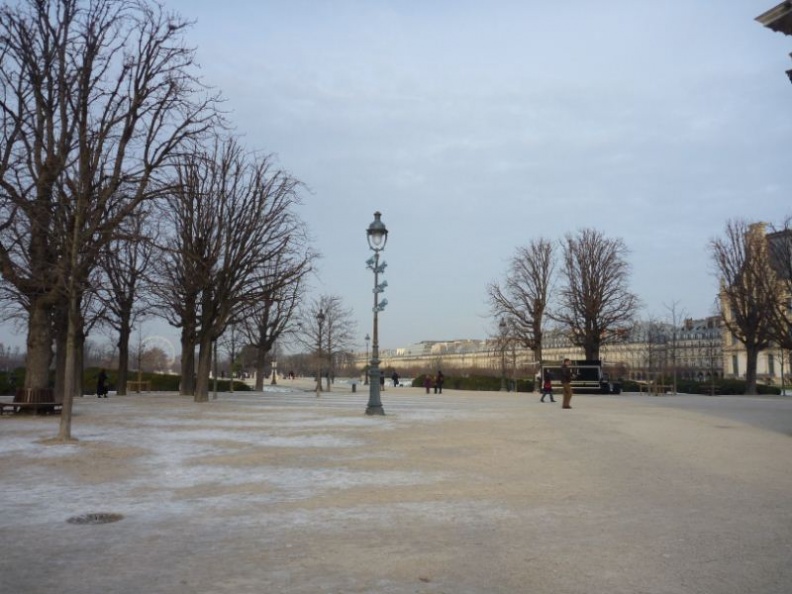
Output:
[
  {"xmin": 540, "ymin": 358, "xmax": 574, "ymax": 409},
  {"xmin": 423, "ymin": 370, "xmax": 445, "ymax": 394}
]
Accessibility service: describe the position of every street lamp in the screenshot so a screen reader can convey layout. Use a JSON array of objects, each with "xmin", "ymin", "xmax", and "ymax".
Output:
[
  {"xmin": 364, "ymin": 333, "xmax": 370, "ymax": 385},
  {"xmin": 499, "ymin": 318, "xmax": 508, "ymax": 392},
  {"xmin": 366, "ymin": 211, "xmax": 388, "ymax": 415},
  {"xmin": 316, "ymin": 308, "xmax": 325, "ymax": 397}
]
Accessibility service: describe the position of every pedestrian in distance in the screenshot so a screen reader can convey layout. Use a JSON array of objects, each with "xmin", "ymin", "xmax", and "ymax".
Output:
[
  {"xmin": 560, "ymin": 358, "xmax": 574, "ymax": 409},
  {"xmin": 540, "ymin": 370, "xmax": 555, "ymax": 403},
  {"xmin": 96, "ymin": 369, "xmax": 108, "ymax": 398},
  {"xmin": 391, "ymin": 371, "xmax": 399, "ymax": 387},
  {"xmin": 435, "ymin": 370, "xmax": 445, "ymax": 394},
  {"xmin": 424, "ymin": 374, "xmax": 432, "ymax": 394}
]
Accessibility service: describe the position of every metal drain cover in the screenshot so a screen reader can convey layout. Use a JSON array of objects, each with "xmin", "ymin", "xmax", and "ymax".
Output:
[{"xmin": 67, "ymin": 513, "xmax": 124, "ymax": 525}]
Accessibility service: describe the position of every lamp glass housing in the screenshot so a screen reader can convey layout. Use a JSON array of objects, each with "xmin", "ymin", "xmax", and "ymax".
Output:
[{"xmin": 367, "ymin": 211, "xmax": 388, "ymax": 251}]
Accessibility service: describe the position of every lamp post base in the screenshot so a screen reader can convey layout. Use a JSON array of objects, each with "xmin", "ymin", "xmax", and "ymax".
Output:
[
  {"xmin": 366, "ymin": 358, "xmax": 385, "ymax": 416},
  {"xmin": 365, "ymin": 404, "xmax": 385, "ymax": 415}
]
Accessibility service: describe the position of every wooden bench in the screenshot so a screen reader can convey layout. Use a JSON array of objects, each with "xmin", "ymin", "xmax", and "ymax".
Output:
[
  {"xmin": 638, "ymin": 383, "xmax": 673, "ymax": 395},
  {"xmin": 0, "ymin": 401, "xmax": 62, "ymax": 415},
  {"xmin": 649, "ymin": 383, "xmax": 673, "ymax": 395},
  {"xmin": 126, "ymin": 381, "xmax": 151, "ymax": 393},
  {"xmin": 0, "ymin": 388, "xmax": 62, "ymax": 415}
]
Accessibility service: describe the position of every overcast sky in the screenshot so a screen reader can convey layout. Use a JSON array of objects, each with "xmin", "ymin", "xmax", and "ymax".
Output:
[
  {"xmin": 7, "ymin": 1, "xmax": 792, "ymax": 355},
  {"xmin": 159, "ymin": 0, "xmax": 792, "ymax": 351}
]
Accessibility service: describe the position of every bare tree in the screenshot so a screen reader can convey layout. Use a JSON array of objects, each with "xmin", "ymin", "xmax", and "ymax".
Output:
[
  {"xmin": 98, "ymin": 210, "xmax": 155, "ymax": 395},
  {"xmin": 138, "ymin": 346, "xmax": 169, "ymax": 373},
  {"xmin": 296, "ymin": 295, "xmax": 357, "ymax": 392},
  {"xmin": 552, "ymin": 228, "xmax": 639, "ymax": 360},
  {"xmin": 216, "ymin": 324, "xmax": 243, "ymax": 390},
  {"xmin": 664, "ymin": 300, "xmax": 687, "ymax": 394},
  {"xmin": 321, "ymin": 296, "xmax": 357, "ymax": 390},
  {"xmin": 155, "ymin": 136, "xmax": 305, "ymax": 402},
  {"xmin": 490, "ymin": 317, "xmax": 513, "ymax": 391},
  {"xmin": 711, "ymin": 220, "xmax": 779, "ymax": 394},
  {"xmin": 488, "ymin": 239, "xmax": 554, "ymax": 363},
  {"xmin": 631, "ymin": 317, "xmax": 669, "ymax": 381},
  {"xmin": 767, "ymin": 219, "xmax": 792, "ymax": 356},
  {"xmin": 0, "ymin": 0, "xmax": 218, "ymax": 440},
  {"xmin": 241, "ymin": 249, "xmax": 314, "ymax": 391}
]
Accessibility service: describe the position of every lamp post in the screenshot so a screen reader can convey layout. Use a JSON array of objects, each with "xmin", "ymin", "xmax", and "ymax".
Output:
[
  {"xmin": 364, "ymin": 333, "xmax": 370, "ymax": 385},
  {"xmin": 316, "ymin": 308, "xmax": 325, "ymax": 397},
  {"xmin": 366, "ymin": 211, "xmax": 388, "ymax": 415},
  {"xmin": 499, "ymin": 318, "xmax": 508, "ymax": 392}
]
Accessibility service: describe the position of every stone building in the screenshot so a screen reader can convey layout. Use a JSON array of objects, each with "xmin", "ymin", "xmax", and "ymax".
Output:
[
  {"xmin": 370, "ymin": 316, "xmax": 726, "ymax": 384},
  {"xmin": 719, "ymin": 223, "xmax": 791, "ymax": 385}
]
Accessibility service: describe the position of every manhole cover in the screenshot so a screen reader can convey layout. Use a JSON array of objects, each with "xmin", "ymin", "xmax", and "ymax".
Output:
[{"xmin": 67, "ymin": 513, "xmax": 124, "ymax": 525}]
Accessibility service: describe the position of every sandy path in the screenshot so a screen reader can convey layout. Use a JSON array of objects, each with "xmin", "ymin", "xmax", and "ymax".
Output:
[{"xmin": 1, "ymin": 386, "xmax": 791, "ymax": 594}]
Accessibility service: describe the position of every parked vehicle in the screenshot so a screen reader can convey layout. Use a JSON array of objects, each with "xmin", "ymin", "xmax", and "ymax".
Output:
[{"xmin": 540, "ymin": 360, "xmax": 621, "ymax": 394}]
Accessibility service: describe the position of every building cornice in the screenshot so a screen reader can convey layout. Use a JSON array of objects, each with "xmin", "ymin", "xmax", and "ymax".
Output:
[{"xmin": 756, "ymin": 2, "xmax": 792, "ymax": 35}]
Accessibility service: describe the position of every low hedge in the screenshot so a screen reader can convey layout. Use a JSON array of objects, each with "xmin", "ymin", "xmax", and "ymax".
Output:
[
  {"xmin": 1, "ymin": 367, "xmax": 251, "ymax": 396},
  {"xmin": 412, "ymin": 373, "xmax": 534, "ymax": 393},
  {"xmin": 620, "ymin": 378, "xmax": 781, "ymax": 396},
  {"xmin": 84, "ymin": 368, "xmax": 250, "ymax": 394}
]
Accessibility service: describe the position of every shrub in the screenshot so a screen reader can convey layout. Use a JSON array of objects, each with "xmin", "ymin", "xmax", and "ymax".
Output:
[
  {"xmin": 623, "ymin": 377, "xmax": 781, "ymax": 396},
  {"xmin": 83, "ymin": 368, "xmax": 250, "ymax": 394},
  {"xmin": 412, "ymin": 373, "xmax": 534, "ymax": 393},
  {"xmin": 0, "ymin": 367, "xmax": 24, "ymax": 396}
]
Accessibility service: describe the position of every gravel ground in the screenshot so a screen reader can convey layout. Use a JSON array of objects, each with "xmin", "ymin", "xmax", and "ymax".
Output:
[{"xmin": 1, "ymin": 383, "xmax": 791, "ymax": 594}]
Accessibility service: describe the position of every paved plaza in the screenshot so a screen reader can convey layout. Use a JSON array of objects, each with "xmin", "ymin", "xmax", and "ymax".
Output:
[{"xmin": 1, "ymin": 382, "xmax": 791, "ymax": 594}]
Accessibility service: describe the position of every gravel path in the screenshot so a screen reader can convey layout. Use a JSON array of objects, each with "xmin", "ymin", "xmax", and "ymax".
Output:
[{"xmin": 1, "ymin": 385, "xmax": 791, "ymax": 594}]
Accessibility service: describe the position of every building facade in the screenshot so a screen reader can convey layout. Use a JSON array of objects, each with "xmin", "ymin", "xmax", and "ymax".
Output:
[{"xmin": 367, "ymin": 316, "xmax": 732, "ymax": 383}]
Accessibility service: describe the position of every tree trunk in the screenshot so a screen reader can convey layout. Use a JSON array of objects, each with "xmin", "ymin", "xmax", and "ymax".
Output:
[
  {"xmin": 25, "ymin": 302, "xmax": 54, "ymax": 390},
  {"xmin": 180, "ymin": 329, "xmax": 195, "ymax": 396},
  {"xmin": 194, "ymin": 337, "xmax": 213, "ymax": 402},
  {"xmin": 75, "ymin": 329, "xmax": 84, "ymax": 398},
  {"xmin": 745, "ymin": 346, "xmax": 759, "ymax": 395},
  {"xmin": 54, "ymin": 312, "xmax": 67, "ymax": 399},
  {"xmin": 254, "ymin": 345, "xmax": 266, "ymax": 391},
  {"xmin": 117, "ymin": 321, "xmax": 131, "ymax": 395},
  {"xmin": 585, "ymin": 343, "xmax": 599, "ymax": 361},
  {"xmin": 56, "ymin": 293, "xmax": 81, "ymax": 441}
]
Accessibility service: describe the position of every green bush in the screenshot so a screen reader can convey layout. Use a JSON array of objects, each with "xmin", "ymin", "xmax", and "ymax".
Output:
[
  {"xmin": 0, "ymin": 367, "xmax": 25, "ymax": 396},
  {"xmin": 411, "ymin": 373, "xmax": 534, "ymax": 393},
  {"xmin": 83, "ymin": 368, "xmax": 250, "ymax": 394},
  {"xmin": 621, "ymin": 377, "xmax": 781, "ymax": 396}
]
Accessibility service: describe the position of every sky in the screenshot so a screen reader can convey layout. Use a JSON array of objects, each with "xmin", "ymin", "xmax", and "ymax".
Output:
[{"xmin": 5, "ymin": 0, "xmax": 792, "ymax": 355}]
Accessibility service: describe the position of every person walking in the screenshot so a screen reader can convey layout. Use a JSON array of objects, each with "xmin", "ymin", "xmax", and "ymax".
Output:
[
  {"xmin": 560, "ymin": 358, "xmax": 573, "ymax": 409},
  {"xmin": 435, "ymin": 370, "xmax": 445, "ymax": 394},
  {"xmin": 96, "ymin": 369, "xmax": 108, "ymax": 398},
  {"xmin": 424, "ymin": 374, "xmax": 432, "ymax": 394},
  {"xmin": 540, "ymin": 370, "xmax": 555, "ymax": 403}
]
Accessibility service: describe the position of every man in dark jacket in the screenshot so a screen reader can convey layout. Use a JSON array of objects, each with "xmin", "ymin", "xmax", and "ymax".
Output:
[{"xmin": 560, "ymin": 358, "xmax": 573, "ymax": 409}]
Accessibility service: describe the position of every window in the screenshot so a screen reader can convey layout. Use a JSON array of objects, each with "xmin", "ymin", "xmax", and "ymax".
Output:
[
  {"xmin": 732, "ymin": 355, "xmax": 739, "ymax": 376},
  {"xmin": 769, "ymin": 354, "xmax": 775, "ymax": 376}
]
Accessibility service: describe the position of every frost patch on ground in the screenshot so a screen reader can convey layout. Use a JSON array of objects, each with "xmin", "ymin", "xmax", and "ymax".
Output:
[{"xmin": 0, "ymin": 394, "xmax": 456, "ymax": 529}]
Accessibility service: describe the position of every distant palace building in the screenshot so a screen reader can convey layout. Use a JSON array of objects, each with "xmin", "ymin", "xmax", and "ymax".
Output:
[{"xmin": 369, "ymin": 316, "xmax": 731, "ymax": 383}]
